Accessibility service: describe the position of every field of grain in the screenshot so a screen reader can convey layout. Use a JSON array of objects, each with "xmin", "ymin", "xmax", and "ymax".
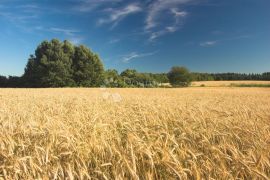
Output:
[
  {"xmin": 191, "ymin": 81, "xmax": 270, "ymax": 87},
  {"xmin": 0, "ymin": 88, "xmax": 270, "ymax": 179}
]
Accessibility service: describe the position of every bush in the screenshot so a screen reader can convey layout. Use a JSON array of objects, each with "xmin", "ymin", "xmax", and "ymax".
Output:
[{"xmin": 167, "ymin": 66, "xmax": 192, "ymax": 87}]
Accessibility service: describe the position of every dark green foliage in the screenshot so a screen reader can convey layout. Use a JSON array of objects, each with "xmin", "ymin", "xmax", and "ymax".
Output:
[
  {"xmin": 72, "ymin": 45, "xmax": 104, "ymax": 87},
  {"xmin": 191, "ymin": 73, "xmax": 214, "ymax": 81},
  {"xmin": 152, "ymin": 73, "xmax": 169, "ymax": 83},
  {"xmin": 167, "ymin": 66, "xmax": 192, "ymax": 87},
  {"xmin": 192, "ymin": 72, "xmax": 270, "ymax": 81},
  {"xmin": 7, "ymin": 76, "xmax": 22, "ymax": 87},
  {"xmin": 104, "ymin": 69, "xmax": 125, "ymax": 87},
  {"xmin": 120, "ymin": 69, "xmax": 138, "ymax": 79},
  {"xmin": 0, "ymin": 76, "xmax": 23, "ymax": 88},
  {"xmin": 230, "ymin": 83, "xmax": 270, "ymax": 87},
  {"xmin": 22, "ymin": 39, "xmax": 104, "ymax": 87},
  {"xmin": 120, "ymin": 69, "xmax": 158, "ymax": 87},
  {"xmin": 0, "ymin": 76, "xmax": 8, "ymax": 87}
]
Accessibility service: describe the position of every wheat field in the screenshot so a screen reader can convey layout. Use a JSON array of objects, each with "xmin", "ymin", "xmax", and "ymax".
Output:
[{"xmin": 0, "ymin": 88, "xmax": 269, "ymax": 179}]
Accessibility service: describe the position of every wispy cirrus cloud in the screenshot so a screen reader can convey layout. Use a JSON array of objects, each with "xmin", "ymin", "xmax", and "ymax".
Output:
[
  {"xmin": 73, "ymin": 0, "xmax": 122, "ymax": 12},
  {"xmin": 0, "ymin": 11, "xmax": 38, "ymax": 23},
  {"xmin": 0, "ymin": 3, "xmax": 43, "ymax": 28},
  {"xmin": 15, "ymin": 4, "xmax": 40, "ymax": 13},
  {"xmin": 146, "ymin": 1, "xmax": 190, "ymax": 30},
  {"xmin": 98, "ymin": 3, "xmax": 142, "ymax": 28},
  {"xmin": 34, "ymin": 26, "xmax": 84, "ymax": 44},
  {"xmin": 145, "ymin": 0, "xmax": 192, "ymax": 41},
  {"xmin": 68, "ymin": 37, "xmax": 84, "ymax": 45},
  {"xmin": 108, "ymin": 38, "xmax": 120, "ymax": 44},
  {"xmin": 200, "ymin": 41, "xmax": 217, "ymax": 47},
  {"xmin": 122, "ymin": 51, "xmax": 157, "ymax": 63},
  {"xmin": 34, "ymin": 26, "xmax": 80, "ymax": 36},
  {"xmin": 48, "ymin": 27, "xmax": 80, "ymax": 36},
  {"xmin": 199, "ymin": 34, "xmax": 251, "ymax": 47}
]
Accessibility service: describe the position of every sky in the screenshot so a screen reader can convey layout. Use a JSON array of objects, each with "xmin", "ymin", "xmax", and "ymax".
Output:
[{"xmin": 0, "ymin": 0, "xmax": 269, "ymax": 76}]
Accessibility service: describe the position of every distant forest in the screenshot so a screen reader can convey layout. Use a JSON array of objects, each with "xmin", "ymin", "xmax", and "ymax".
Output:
[{"xmin": 0, "ymin": 39, "xmax": 269, "ymax": 88}]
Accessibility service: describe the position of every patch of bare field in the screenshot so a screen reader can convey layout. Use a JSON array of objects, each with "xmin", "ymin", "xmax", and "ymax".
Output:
[
  {"xmin": 0, "ymin": 88, "xmax": 269, "ymax": 179},
  {"xmin": 192, "ymin": 80, "xmax": 270, "ymax": 87}
]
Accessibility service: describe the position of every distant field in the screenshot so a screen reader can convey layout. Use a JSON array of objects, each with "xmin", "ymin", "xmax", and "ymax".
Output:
[
  {"xmin": 191, "ymin": 80, "xmax": 270, "ymax": 87},
  {"xmin": 0, "ymin": 88, "xmax": 270, "ymax": 179}
]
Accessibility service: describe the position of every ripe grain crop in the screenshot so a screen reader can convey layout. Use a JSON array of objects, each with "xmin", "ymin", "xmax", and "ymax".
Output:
[{"xmin": 0, "ymin": 88, "xmax": 269, "ymax": 179}]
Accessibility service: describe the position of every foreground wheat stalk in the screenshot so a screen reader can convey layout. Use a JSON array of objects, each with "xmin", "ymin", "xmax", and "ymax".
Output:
[{"xmin": 0, "ymin": 88, "xmax": 269, "ymax": 179}]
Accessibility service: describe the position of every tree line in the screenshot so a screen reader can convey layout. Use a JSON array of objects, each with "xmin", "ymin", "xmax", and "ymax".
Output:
[
  {"xmin": 0, "ymin": 39, "xmax": 269, "ymax": 88},
  {"xmin": 0, "ymin": 39, "xmax": 169, "ymax": 88},
  {"xmin": 192, "ymin": 72, "xmax": 270, "ymax": 81}
]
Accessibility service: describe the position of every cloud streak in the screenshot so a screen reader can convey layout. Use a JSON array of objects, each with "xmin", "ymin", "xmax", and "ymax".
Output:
[
  {"xmin": 48, "ymin": 27, "xmax": 80, "ymax": 36},
  {"xmin": 122, "ymin": 51, "xmax": 157, "ymax": 63},
  {"xmin": 98, "ymin": 3, "xmax": 142, "ymax": 28},
  {"xmin": 199, "ymin": 35, "xmax": 251, "ymax": 47},
  {"xmin": 200, "ymin": 41, "xmax": 217, "ymax": 47},
  {"xmin": 34, "ymin": 26, "xmax": 84, "ymax": 44},
  {"xmin": 145, "ymin": 0, "xmax": 191, "ymax": 41},
  {"xmin": 146, "ymin": 0, "xmax": 191, "ymax": 30},
  {"xmin": 73, "ymin": 0, "xmax": 122, "ymax": 12},
  {"xmin": 108, "ymin": 38, "xmax": 120, "ymax": 44}
]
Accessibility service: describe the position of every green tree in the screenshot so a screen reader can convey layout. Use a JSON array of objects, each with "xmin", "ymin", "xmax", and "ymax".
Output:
[
  {"xmin": 72, "ymin": 45, "xmax": 104, "ymax": 87},
  {"xmin": 120, "ymin": 69, "xmax": 138, "ymax": 87},
  {"xmin": 104, "ymin": 69, "xmax": 125, "ymax": 87},
  {"xmin": 0, "ymin": 76, "xmax": 8, "ymax": 87},
  {"xmin": 23, "ymin": 39, "xmax": 104, "ymax": 87},
  {"xmin": 150, "ymin": 73, "xmax": 169, "ymax": 84},
  {"xmin": 120, "ymin": 69, "xmax": 157, "ymax": 87},
  {"xmin": 120, "ymin": 69, "xmax": 137, "ymax": 78},
  {"xmin": 23, "ymin": 39, "xmax": 75, "ymax": 87},
  {"xmin": 167, "ymin": 66, "xmax": 191, "ymax": 87},
  {"xmin": 135, "ymin": 73, "xmax": 157, "ymax": 87}
]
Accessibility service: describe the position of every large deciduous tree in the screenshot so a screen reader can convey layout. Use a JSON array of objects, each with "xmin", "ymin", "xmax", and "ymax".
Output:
[{"xmin": 23, "ymin": 39, "xmax": 104, "ymax": 87}]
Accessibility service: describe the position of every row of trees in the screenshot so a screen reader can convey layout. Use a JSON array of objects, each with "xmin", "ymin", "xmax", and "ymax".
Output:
[
  {"xmin": 0, "ymin": 39, "xmax": 269, "ymax": 88},
  {"xmin": 192, "ymin": 72, "xmax": 270, "ymax": 81},
  {"xmin": 103, "ymin": 69, "xmax": 168, "ymax": 88},
  {"xmin": 0, "ymin": 39, "xmax": 170, "ymax": 88},
  {"xmin": 2, "ymin": 69, "xmax": 270, "ymax": 88},
  {"xmin": 0, "ymin": 69, "xmax": 169, "ymax": 88}
]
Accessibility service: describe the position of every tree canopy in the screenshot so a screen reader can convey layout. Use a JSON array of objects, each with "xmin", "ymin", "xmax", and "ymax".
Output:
[
  {"xmin": 167, "ymin": 66, "xmax": 192, "ymax": 87},
  {"xmin": 22, "ymin": 39, "xmax": 104, "ymax": 87}
]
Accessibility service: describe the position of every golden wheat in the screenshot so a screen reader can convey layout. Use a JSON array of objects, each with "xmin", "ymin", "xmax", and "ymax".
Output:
[{"xmin": 0, "ymin": 87, "xmax": 269, "ymax": 179}]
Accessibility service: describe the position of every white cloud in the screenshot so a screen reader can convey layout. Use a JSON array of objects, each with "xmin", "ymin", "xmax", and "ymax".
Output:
[
  {"xmin": 145, "ymin": 0, "xmax": 191, "ymax": 41},
  {"xmin": 171, "ymin": 8, "xmax": 188, "ymax": 17},
  {"xmin": 122, "ymin": 51, "xmax": 156, "ymax": 63},
  {"xmin": 69, "ymin": 37, "xmax": 84, "ymax": 45},
  {"xmin": 34, "ymin": 26, "xmax": 84, "ymax": 44},
  {"xmin": 149, "ymin": 13, "xmax": 187, "ymax": 41},
  {"xmin": 108, "ymin": 38, "xmax": 120, "ymax": 44},
  {"xmin": 199, "ymin": 34, "xmax": 251, "ymax": 47},
  {"xmin": 73, "ymin": 0, "xmax": 122, "ymax": 12},
  {"xmin": 98, "ymin": 3, "xmax": 142, "ymax": 27},
  {"xmin": 48, "ymin": 27, "xmax": 80, "ymax": 36},
  {"xmin": 0, "ymin": 12, "xmax": 38, "ymax": 23},
  {"xmin": 199, "ymin": 41, "xmax": 217, "ymax": 47},
  {"xmin": 146, "ymin": 0, "xmax": 191, "ymax": 30}
]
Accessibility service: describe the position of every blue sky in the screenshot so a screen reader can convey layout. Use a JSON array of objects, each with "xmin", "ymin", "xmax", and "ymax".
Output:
[{"xmin": 0, "ymin": 0, "xmax": 269, "ymax": 76}]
